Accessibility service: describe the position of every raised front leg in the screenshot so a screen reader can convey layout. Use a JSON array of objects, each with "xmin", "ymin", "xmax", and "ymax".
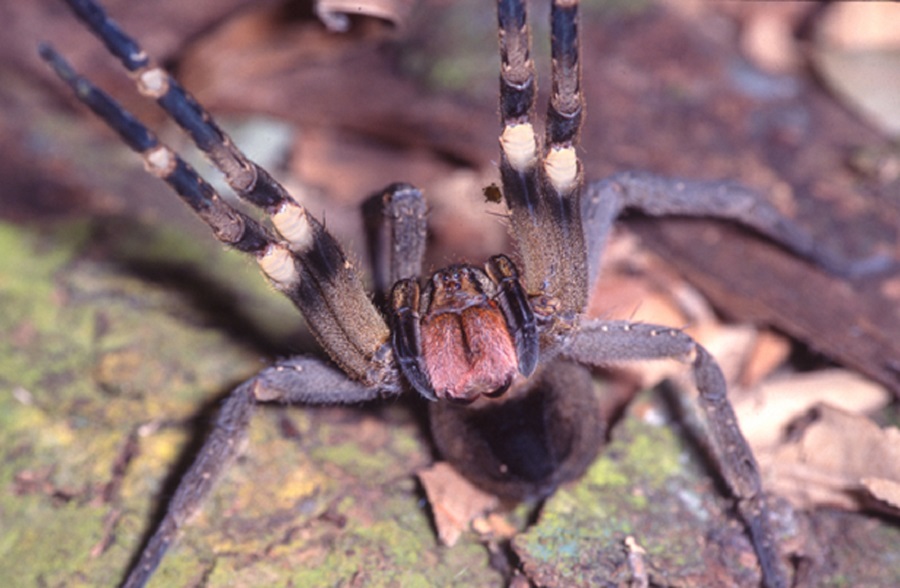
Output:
[
  {"xmin": 562, "ymin": 320, "xmax": 788, "ymax": 588},
  {"xmin": 40, "ymin": 0, "xmax": 390, "ymax": 383},
  {"xmin": 122, "ymin": 357, "xmax": 392, "ymax": 588},
  {"xmin": 497, "ymin": 0, "xmax": 589, "ymax": 316}
]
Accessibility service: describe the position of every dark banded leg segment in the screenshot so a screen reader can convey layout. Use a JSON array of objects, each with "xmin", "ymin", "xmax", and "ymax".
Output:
[
  {"xmin": 497, "ymin": 0, "xmax": 542, "ymax": 300},
  {"xmin": 39, "ymin": 44, "xmax": 290, "ymax": 281},
  {"xmin": 486, "ymin": 255, "xmax": 538, "ymax": 377},
  {"xmin": 63, "ymin": 0, "xmax": 302, "ymax": 238},
  {"xmin": 497, "ymin": 0, "xmax": 588, "ymax": 317},
  {"xmin": 62, "ymin": 0, "xmax": 268, "ymax": 204},
  {"xmin": 389, "ymin": 279, "xmax": 434, "ymax": 400},
  {"xmin": 42, "ymin": 0, "xmax": 390, "ymax": 382},
  {"xmin": 541, "ymin": 0, "xmax": 586, "ymax": 243}
]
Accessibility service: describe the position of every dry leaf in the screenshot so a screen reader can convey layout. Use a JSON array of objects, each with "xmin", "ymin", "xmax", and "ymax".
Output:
[
  {"xmin": 739, "ymin": 329, "xmax": 791, "ymax": 388},
  {"xmin": 812, "ymin": 3, "xmax": 900, "ymax": 136},
  {"xmin": 734, "ymin": 369, "xmax": 889, "ymax": 450},
  {"xmin": 418, "ymin": 462, "xmax": 498, "ymax": 547},
  {"xmin": 740, "ymin": 9, "xmax": 804, "ymax": 73},
  {"xmin": 471, "ymin": 512, "xmax": 518, "ymax": 541},
  {"xmin": 861, "ymin": 477, "xmax": 900, "ymax": 511},
  {"xmin": 691, "ymin": 322, "xmax": 758, "ymax": 386},
  {"xmin": 816, "ymin": 3, "xmax": 900, "ymax": 51},
  {"xmin": 762, "ymin": 404, "xmax": 900, "ymax": 513}
]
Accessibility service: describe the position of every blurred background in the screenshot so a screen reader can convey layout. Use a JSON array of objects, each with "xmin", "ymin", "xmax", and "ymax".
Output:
[{"xmin": 1, "ymin": 1, "xmax": 899, "ymax": 586}]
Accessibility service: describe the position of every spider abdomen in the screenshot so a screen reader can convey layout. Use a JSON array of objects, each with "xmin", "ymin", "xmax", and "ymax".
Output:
[{"xmin": 429, "ymin": 361, "xmax": 604, "ymax": 500}]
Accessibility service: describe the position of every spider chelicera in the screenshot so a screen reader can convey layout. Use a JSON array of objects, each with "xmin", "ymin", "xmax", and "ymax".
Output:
[{"xmin": 41, "ymin": 0, "xmax": 885, "ymax": 586}]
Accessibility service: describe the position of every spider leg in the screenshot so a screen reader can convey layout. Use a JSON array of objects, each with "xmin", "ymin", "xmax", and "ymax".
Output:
[
  {"xmin": 41, "ymin": 0, "xmax": 391, "ymax": 384},
  {"xmin": 562, "ymin": 320, "xmax": 788, "ymax": 588},
  {"xmin": 497, "ymin": 0, "xmax": 588, "ymax": 316},
  {"xmin": 582, "ymin": 171, "xmax": 893, "ymax": 287},
  {"xmin": 122, "ymin": 357, "xmax": 386, "ymax": 588},
  {"xmin": 362, "ymin": 183, "xmax": 428, "ymax": 301}
]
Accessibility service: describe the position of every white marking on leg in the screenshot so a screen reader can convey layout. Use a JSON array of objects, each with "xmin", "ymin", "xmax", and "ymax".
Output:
[
  {"xmin": 143, "ymin": 146, "xmax": 177, "ymax": 178},
  {"xmin": 500, "ymin": 123, "xmax": 537, "ymax": 171},
  {"xmin": 271, "ymin": 200, "xmax": 314, "ymax": 252},
  {"xmin": 137, "ymin": 67, "xmax": 169, "ymax": 98},
  {"xmin": 257, "ymin": 243, "xmax": 299, "ymax": 287},
  {"xmin": 544, "ymin": 146, "xmax": 578, "ymax": 193}
]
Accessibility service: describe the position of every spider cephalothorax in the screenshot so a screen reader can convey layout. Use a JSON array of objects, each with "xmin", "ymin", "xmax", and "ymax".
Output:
[{"xmin": 42, "ymin": 0, "xmax": 884, "ymax": 586}]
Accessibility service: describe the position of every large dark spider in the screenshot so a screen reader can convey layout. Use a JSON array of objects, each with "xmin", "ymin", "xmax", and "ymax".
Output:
[{"xmin": 40, "ymin": 0, "xmax": 884, "ymax": 586}]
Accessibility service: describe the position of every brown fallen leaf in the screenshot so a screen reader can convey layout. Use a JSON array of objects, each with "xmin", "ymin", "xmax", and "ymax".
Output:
[
  {"xmin": 734, "ymin": 369, "xmax": 890, "ymax": 451},
  {"xmin": 739, "ymin": 329, "xmax": 791, "ymax": 389},
  {"xmin": 471, "ymin": 512, "xmax": 518, "ymax": 541},
  {"xmin": 761, "ymin": 404, "xmax": 900, "ymax": 514},
  {"xmin": 861, "ymin": 477, "xmax": 900, "ymax": 511},
  {"xmin": 736, "ymin": 3, "xmax": 809, "ymax": 73},
  {"xmin": 589, "ymin": 238, "xmax": 768, "ymax": 391},
  {"xmin": 816, "ymin": 3, "xmax": 900, "ymax": 51},
  {"xmin": 812, "ymin": 3, "xmax": 900, "ymax": 136},
  {"xmin": 418, "ymin": 462, "xmax": 499, "ymax": 547}
]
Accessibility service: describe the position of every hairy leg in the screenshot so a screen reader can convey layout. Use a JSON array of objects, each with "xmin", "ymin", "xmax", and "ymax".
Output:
[
  {"xmin": 362, "ymin": 183, "xmax": 428, "ymax": 302},
  {"xmin": 561, "ymin": 320, "xmax": 788, "ymax": 588},
  {"xmin": 497, "ymin": 0, "xmax": 588, "ymax": 316},
  {"xmin": 581, "ymin": 171, "xmax": 892, "ymax": 287},
  {"xmin": 41, "ymin": 0, "xmax": 390, "ymax": 382},
  {"xmin": 122, "ymin": 357, "xmax": 392, "ymax": 588}
]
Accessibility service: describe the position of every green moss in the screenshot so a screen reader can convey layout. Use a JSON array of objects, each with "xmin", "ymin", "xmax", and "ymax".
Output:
[
  {"xmin": 621, "ymin": 419, "xmax": 681, "ymax": 483},
  {"xmin": 311, "ymin": 442, "xmax": 392, "ymax": 478},
  {"xmin": 514, "ymin": 391, "xmax": 755, "ymax": 586},
  {"xmin": 580, "ymin": 453, "xmax": 630, "ymax": 488},
  {"xmin": 0, "ymin": 219, "xmax": 504, "ymax": 586},
  {"xmin": 104, "ymin": 221, "xmax": 304, "ymax": 344}
]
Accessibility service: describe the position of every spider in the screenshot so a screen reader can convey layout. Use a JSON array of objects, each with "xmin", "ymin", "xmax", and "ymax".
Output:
[{"xmin": 40, "ymin": 0, "xmax": 883, "ymax": 586}]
